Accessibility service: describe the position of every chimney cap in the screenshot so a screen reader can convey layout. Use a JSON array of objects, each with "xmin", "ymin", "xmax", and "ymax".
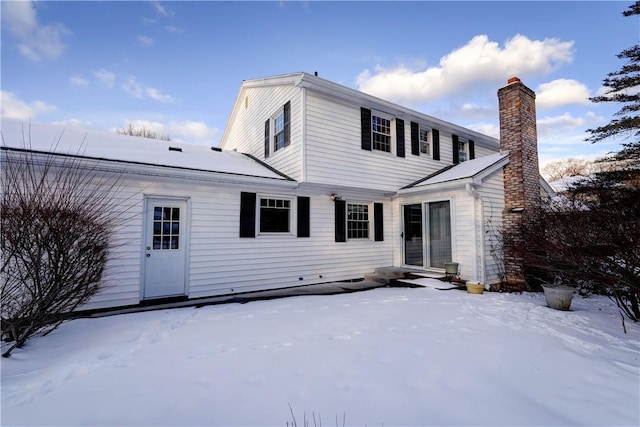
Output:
[{"xmin": 507, "ymin": 76, "xmax": 521, "ymax": 84}]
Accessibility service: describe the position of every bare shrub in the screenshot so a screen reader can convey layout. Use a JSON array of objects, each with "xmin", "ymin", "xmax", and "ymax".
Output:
[
  {"xmin": 541, "ymin": 158, "xmax": 596, "ymax": 181},
  {"xmin": 515, "ymin": 180, "xmax": 640, "ymax": 322},
  {"xmin": 1, "ymin": 129, "xmax": 128, "ymax": 357},
  {"xmin": 117, "ymin": 122, "xmax": 171, "ymax": 141}
]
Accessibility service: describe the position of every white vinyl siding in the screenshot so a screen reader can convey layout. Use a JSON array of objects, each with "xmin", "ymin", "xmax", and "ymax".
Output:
[
  {"xmin": 221, "ymin": 85, "xmax": 303, "ymax": 181},
  {"xmin": 304, "ymin": 92, "xmax": 498, "ymax": 191},
  {"xmin": 481, "ymin": 169, "xmax": 506, "ymax": 286},
  {"xmin": 81, "ymin": 173, "xmax": 393, "ymax": 310}
]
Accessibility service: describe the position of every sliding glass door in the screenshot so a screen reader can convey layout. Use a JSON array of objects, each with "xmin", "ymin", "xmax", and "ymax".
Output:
[
  {"xmin": 403, "ymin": 201, "xmax": 452, "ymax": 269},
  {"xmin": 428, "ymin": 201, "xmax": 452, "ymax": 269},
  {"xmin": 403, "ymin": 204, "xmax": 423, "ymax": 266}
]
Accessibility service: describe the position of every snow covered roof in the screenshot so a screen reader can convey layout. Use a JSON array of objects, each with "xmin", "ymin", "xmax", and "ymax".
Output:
[
  {"xmin": 1, "ymin": 119, "xmax": 292, "ymax": 182},
  {"xmin": 402, "ymin": 152, "xmax": 509, "ymax": 190}
]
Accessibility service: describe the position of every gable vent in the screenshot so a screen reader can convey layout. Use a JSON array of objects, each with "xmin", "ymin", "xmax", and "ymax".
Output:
[{"xmin": 168, "ymin": 146, "xmax": 182, "ymax": 152}]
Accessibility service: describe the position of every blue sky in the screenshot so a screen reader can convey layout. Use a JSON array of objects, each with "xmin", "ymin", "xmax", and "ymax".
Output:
[{"xmin": 1, "ymin": 1, "xmax": 637, "ymax": 168}]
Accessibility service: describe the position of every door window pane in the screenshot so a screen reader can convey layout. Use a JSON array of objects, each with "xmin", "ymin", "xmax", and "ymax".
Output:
[{"xmin": 152, "ymin": 205, "xmax": 181, "ymax": 250}]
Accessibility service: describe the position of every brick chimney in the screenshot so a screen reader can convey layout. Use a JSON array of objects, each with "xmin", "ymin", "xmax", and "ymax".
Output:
[{"xmin": 498, "ymin": 77, "xmax": 541, "ymax": 290}]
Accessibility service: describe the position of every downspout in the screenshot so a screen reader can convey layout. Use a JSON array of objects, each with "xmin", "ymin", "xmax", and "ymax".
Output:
[{"xmin": 465, "ymin": 182, "xmax": 485, "ymax": 284}]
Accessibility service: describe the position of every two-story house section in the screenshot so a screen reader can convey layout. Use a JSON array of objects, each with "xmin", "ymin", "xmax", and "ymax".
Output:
[
  {"xmin": 220, "ymin": 72, "xmax": 500, "ymax": 190},
  {"xmin": 1, "ymin": 74, "xmax": 547, "ymax": 311},
  {"xmin": 220, "ymin": 72, "xmax": 548, "ymax": 287}
]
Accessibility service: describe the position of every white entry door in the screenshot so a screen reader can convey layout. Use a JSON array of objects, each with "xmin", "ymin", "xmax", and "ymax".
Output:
[{"xmin": 143, "ymin": 197, "xmax": 188, "ymax": 299}]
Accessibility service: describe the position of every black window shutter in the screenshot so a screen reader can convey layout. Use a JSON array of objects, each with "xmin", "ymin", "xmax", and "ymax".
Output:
[
  {"xmin": 374, "ymin": 202, "xmax": 384, "ymax": 242},
  {"xmin": 264, "ymin": 119, "xmax": 270, "ymax": 158},
  {"xmin": 297, "ymin": 196, "xmax": 310, "ymax": 238},
  {"xmin": 469, "ymin": 139, "xmax": 475, "ymax": 160},
  {"xmin": 283, "ymin": 101, "xmax": 291, "ymax": 147},
  {"xmin": 432, "ymin": 128, "xmax": 440, "ymax": 160},
  {"xmin": 410, "ymin": 121, "xmax": 420, "ymax": 156},
  {"xmin": 396, "ymin": 119, "xmax": 405, "ymax": 158},
  {"xmin": 239, "ymin": 192, "xmax": 256, "ymax": 238},
  {"xmin": 334, "ymin": 200, "xmax": 346, "ymax": 242},
  {"xmin": 360, "ymin": 107, "xmax": 372, "ymax": 151},
  {"xmin": 452, "ymin": 134, "xmax": 459, "ymax": 164}
]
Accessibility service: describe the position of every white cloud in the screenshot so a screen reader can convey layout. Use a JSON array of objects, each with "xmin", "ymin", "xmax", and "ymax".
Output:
[
  {"xmin": 537, "ymin": 112, "xmax": 586, "ymax": 138},
  {"xmin": 356, "ymin": 34, "xmax": 574, "ymax": 105},
  {"xmin": 0, "ymin": 91, "xmax": 57, "ymax": 119},
  {"xmin": 94, "ymin": 69, "xmax": 116, "ymax": 88},
  {"xmin": 536, "ymin": 79, "xmax": 591, "ymax": 109},
  {"xmin": 117, "ymin": 119, "xmax": 218, "ymax": 145},
  {"xmin": 120, "ymin": 76, "xmax": 174, "ymax": 103},
  {"xmin": 137, "ymin": 35, "xmax": 154, "ymax": 47},
  {"xmin": 122, "ymin": 76, "xmax": 144, "ymax": 98},
  {"xmin": 69, "ymin": 75, "xmax": 89, "ymax": 87},
  {"xmin": 150, "ymin": 1, "xmax": 174, "ymax": 17},
  {"xmin": 460, "ymin": 103, "xmax": 495, "ymax": 120},
  {"xmin": 164, "ymin": 25, "xmax": 184, "ymax": 34},
  {"xmin": 1, "ymin": 0, "xmax": 37, "ymax": 37},
  {"xmin": 467, "ymin": 123, "xmax": 499, "ymax": 139},
  {"xmin": 2, "ymin": 0, "xmax": 71, "ymax": 61},
  {"xmin": 145, "ymin": 87, "xmax": 174, "ymax": 104},
  {"xmin": 593, "ymin": 84, "xmax": 640, "ymax": 98},
  {"xmin": 170, "ymin": 121, "xmax": 218, "ymax": 143}
]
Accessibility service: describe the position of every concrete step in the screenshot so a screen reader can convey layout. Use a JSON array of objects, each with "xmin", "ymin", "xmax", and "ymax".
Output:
[
  {"xmin": 373, "ymin": 267, "xmax": 409, "ymax": 278},
  {"xmin": 363, "ymin": 273, "xmax": 395, "ymax": 284}
]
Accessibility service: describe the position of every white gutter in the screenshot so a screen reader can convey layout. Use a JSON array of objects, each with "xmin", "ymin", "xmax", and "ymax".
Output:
[{"xmin": 10, "ymin": 150, "xmax": 299, "ymax": 190}]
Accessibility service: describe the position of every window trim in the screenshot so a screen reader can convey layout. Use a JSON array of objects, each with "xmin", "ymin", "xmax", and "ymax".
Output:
[
  {"xmin": 265, "ymin": 101, "xmax": 291, "ymax": 158},
  {"xmin": 458, "ymin": 136, "xmax": 469, "ymax": 163},
  {"xmin": 347, "ymin": 202, "xmax": 370, "ymax": 240},
  {"xmin": 419, "ymin": 125, "xmax": 431, "ymax": 155},
  {"xmin": 257, "ymin": 194, "xmax": 295, "ymax": 236},
  {"xmin": 370, "ymin": 110, "xmax": 394, "ymax": 154},
  {"xmin": 272, "ymin": 108, "xmax": 286, "ymax": 153}
]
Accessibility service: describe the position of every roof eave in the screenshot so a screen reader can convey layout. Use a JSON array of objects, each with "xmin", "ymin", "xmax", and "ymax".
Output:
[{"xmin": 397, "ymin": 177, "xmax": 475, "ymax": 195}]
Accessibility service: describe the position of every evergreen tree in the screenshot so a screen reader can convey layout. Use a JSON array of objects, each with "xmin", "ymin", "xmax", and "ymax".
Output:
[{"xmin": 586, "ymin": 1, "xmax": 640, "ymax": 177}]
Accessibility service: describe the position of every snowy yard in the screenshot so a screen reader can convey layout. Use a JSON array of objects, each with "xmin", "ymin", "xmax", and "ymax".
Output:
[{"xmin": 2, "ymin": 283, "xmax": 639, "ymax": 426}]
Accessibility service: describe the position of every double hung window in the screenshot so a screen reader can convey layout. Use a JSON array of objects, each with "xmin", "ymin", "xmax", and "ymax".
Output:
[
  {"xmin": 419, "ymin": 127, "xmax": 430, "ymax": 155},
  {"xmin": 371, "ymin": 114, "xmax": 391, "ymax": 153},
  {"xmin": 458, "ymin": 137, "xmax": 468, "ymax": 163},
  {"xmin": 347, "ymin": 203, "xmax": 369, "ymax": 239},
  {"xmin": 264, "ymin": 101, "xmax": 291, "ymax": 158},
  {"xmin": 273, "ymin": 110, "xmax": 286, "ymax": 152}
]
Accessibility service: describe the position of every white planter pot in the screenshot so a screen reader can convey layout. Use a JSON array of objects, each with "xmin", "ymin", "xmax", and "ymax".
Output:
[{"xmin": 541, "ymin": 285, "xmax": 575, "ymax": 311}]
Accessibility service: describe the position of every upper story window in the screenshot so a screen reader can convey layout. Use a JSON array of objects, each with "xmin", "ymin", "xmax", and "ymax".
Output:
[
  {"xmin": 410, "ymin": 121, "xmax": 440, "ymax": 160},
  {"xmin": 371, "ymin": 114, "xmax": 391, "ymax": 153},
  {"xmin": 264, "ymin": 101, "xmax": 291, "ymax": 158},
  {"xmin": 419, "ymin": 127, "xmax": 430, "ymax": 155},
  {"xmin": 347, "ymin": 203, "xmax": 369, "ymax": 239},
  {"xmin": 452, "ymin": 134, "xmax": 475, "ymax": 164},
  {"xmin": 273, "ymin": 110, "xmax": 286, "ymax": 152},
  {"xmin": 259, "ymin": 197, "xmax": 291, "ymax": 233},
  {"xmin": 458, "ymin": 137, "xmax": 469, "ymax": 163}
]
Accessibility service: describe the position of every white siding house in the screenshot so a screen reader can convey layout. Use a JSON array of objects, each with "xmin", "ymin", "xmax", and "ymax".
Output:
[{"xmin": 1, "ymin": 73, "xmax": 549, "ymax": 310}]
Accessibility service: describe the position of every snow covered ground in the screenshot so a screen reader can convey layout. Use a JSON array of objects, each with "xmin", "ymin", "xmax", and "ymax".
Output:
[{"xmin": 2, "ymin": 283, "xmax": 639, "ymax": 426}]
